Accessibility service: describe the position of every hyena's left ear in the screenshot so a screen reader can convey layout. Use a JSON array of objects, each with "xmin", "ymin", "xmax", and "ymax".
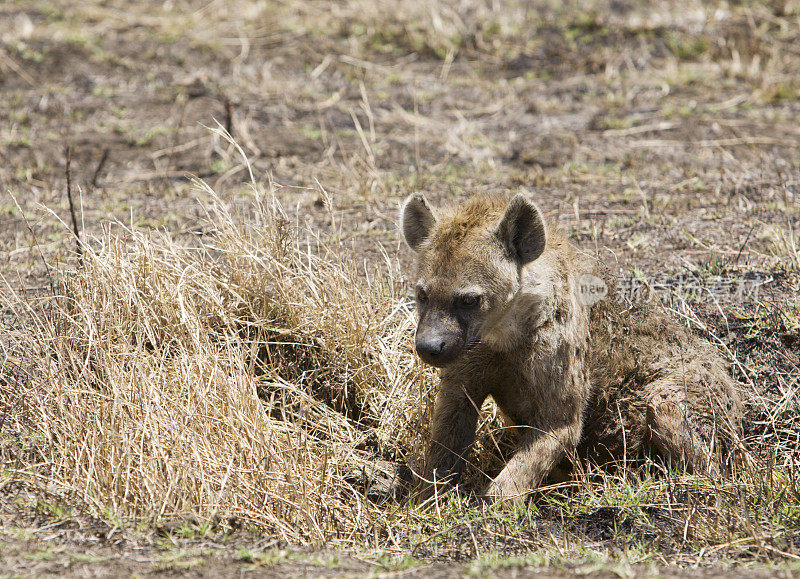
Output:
[
  {"xmin": 496, "ymin": 193, "xmax": 547, "ymax": 266},
  {"xmin": 400, "ymin": 193, "xmax": 437, "ymax": 251}
]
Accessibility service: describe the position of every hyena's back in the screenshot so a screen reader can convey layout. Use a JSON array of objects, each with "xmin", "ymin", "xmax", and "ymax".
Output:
[{"xmin": 579, "ymin": 290, "xmax": 743, "ymax": 472}]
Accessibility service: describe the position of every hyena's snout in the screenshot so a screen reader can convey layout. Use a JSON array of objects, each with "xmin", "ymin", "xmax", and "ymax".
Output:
[{"xmin": 414, "ymin": 313, "xmax": 464, "ymax": 367}]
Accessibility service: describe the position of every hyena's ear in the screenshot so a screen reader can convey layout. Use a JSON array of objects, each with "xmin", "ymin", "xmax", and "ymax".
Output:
[
  {"xmin": 496, "ymin": 193, "xmax": 547, "ymax": 265},
  {"xmin": 400, "ymin": 193, "xmax": 437, "ymax": 251}
]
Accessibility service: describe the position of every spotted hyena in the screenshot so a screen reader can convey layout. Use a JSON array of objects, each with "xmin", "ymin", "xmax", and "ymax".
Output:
[{"xmin": 400, "ymin": 192, "xmax": 743, "ymax": 500}]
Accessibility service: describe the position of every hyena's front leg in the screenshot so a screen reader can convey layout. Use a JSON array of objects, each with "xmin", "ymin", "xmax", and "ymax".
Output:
[
  {"xmin": 483, "ymin": 420, "xmax": 583, "ymax": 501},
  {"xmin": 420, "ymin": 384, "xmax": 486, "ymax": 499}
]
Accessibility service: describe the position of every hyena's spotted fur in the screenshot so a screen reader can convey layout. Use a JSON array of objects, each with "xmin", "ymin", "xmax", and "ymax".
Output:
[{"xmin": 400, "ymin": 193, "xmax": 743, "ymax": 501}]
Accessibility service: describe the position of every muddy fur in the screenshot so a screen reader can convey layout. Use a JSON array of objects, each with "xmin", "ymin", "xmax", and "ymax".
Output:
[
  {"xmin": 400, "ymin": 193, "xmax": 743, "ymax": 501},
  {"xmin": 581, "ymin": 286, "xmax": 743, "ymax": 473}
]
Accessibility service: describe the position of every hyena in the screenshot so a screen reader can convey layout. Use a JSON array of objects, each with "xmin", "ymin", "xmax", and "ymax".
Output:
[{"xmin": 400, "ymin": 192, "xmax": 743, "ymax": 501}]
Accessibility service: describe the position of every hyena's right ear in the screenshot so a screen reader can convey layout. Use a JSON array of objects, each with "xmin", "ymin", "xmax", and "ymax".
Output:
[
  {"xmin": 400, "ymin": 193, "xmax": 437, "ymax": 251},
  {"xmin": 496, "ymin": 193, "xmax": 547, "ymax": 266}
]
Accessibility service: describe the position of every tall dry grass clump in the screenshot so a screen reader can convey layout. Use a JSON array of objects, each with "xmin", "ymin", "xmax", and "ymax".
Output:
[{"xmin": 5, "ymin": 181, "xmax": 438, "ymax": 545}]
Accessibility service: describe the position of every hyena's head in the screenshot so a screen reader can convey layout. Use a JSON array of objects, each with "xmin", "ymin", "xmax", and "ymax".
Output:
[{"xmin": 400, "ymin": 193, "xmax": 547, "ymax": 367}]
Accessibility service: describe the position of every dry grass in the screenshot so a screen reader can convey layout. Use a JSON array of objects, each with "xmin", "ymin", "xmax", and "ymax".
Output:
[
  {"xmin": 1, "ymin": 170, "xmax": 439, "ymax": 545},
  {"xmin": 2, "ymin": 168, "xmax": 799, "ymax": 563}
]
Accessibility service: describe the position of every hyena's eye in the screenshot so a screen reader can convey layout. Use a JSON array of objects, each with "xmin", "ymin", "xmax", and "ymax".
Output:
[
  {"xmin": 458, "ymin": 294, "xmax": 481, "ymax": 308},
  {"xmin": 416, "ymin": 287, "xmax": 429, "ymax": 304}
]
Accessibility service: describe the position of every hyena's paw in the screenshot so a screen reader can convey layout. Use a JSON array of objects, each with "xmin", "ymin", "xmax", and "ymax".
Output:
[
  {"xmin": 482, "ymin": 473, "xmax": 528, "ymax": 503},
  {"xmin": 646, "ymin": 397, "xmax": 715, "ymax": 474}
]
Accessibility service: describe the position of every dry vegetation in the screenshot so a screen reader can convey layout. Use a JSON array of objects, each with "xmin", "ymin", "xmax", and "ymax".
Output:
[
  {"xmin": 3, "ymin": 173, "xmax": 426, "ymax": 539},
  {"xmin": 1, "ymin": 0, "xmax": 800, "ymax": 575}
]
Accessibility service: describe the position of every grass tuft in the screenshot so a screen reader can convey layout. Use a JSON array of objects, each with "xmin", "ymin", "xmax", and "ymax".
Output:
[{"xmin": 3, "ymin": 177, "xmax": 438, "ymax": 547}]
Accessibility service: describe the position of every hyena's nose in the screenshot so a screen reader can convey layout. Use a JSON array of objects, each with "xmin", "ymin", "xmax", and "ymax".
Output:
[
  {"xmin": 415, "ymin": 334, "xmax": 453, "ymax": 366},
  {"xmin": 417, "ymin": 337, "xmax": 445, "ymax": 357}
]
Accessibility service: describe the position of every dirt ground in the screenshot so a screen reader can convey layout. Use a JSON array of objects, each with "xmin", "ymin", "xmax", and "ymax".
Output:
[
  {"xmin": 1, "ymin": 0, "xmax": 799, "ymax": 576},
  {"xmin": 2, "ymin": 496, "xmax": 797, "ymax": 578}
]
